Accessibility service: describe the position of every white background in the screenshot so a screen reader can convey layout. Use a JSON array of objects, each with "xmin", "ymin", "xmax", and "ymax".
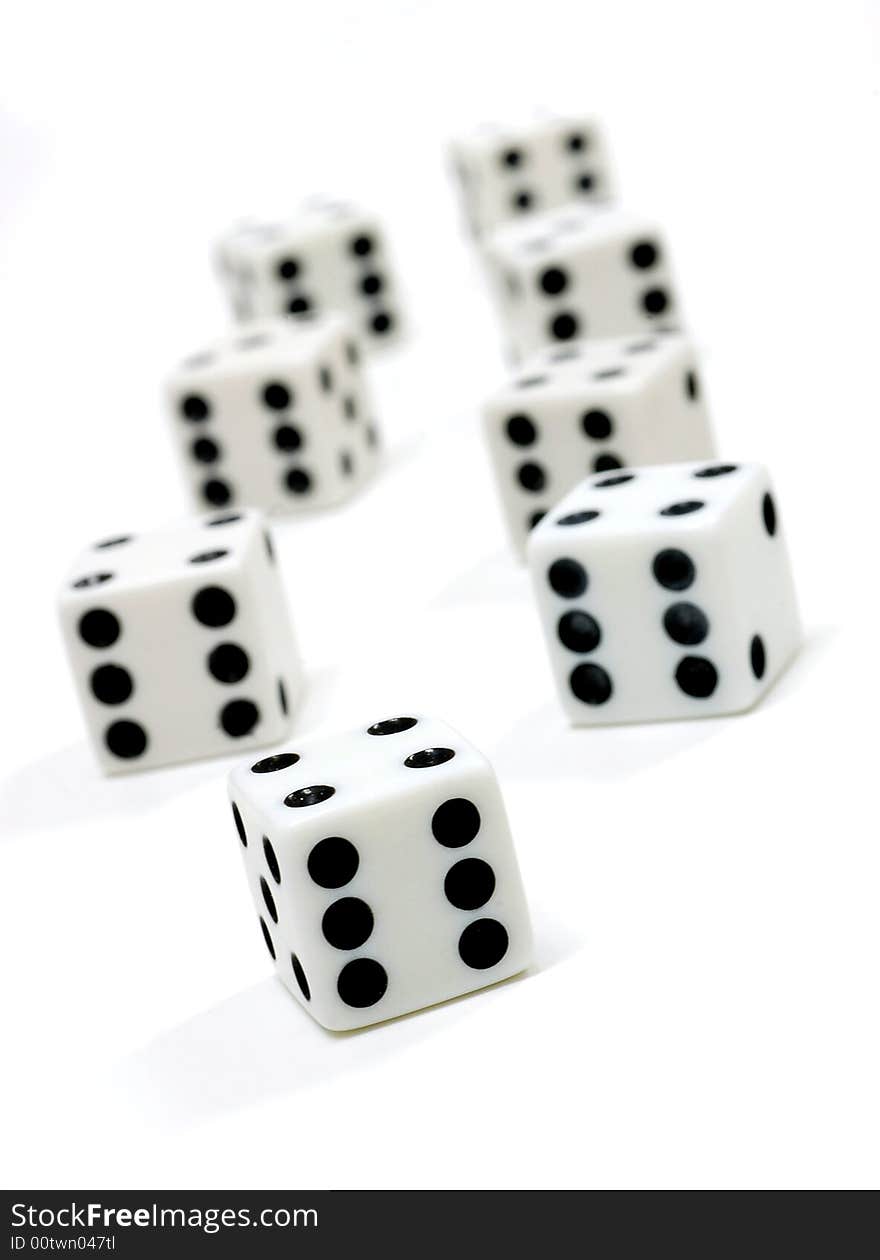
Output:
[{"xmin": 1, "ymin": 0, "xmax": 878, "ymax": 1190}]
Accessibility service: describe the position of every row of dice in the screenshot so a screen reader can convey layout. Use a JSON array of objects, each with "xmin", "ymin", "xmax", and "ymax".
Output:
[
  {"xmin": 63, "ymin": 202, "xmax": 410, "ymax": 773},
  {"xmin": 166, "ymin": 199, "xmax": 409, "ymax": 519},
  {"xmin": 450, "ymin": 111, "xmax": 677, "ymax": 359},
  {"xmin": 450, "ymin": 114, "xmax": 802, "ymax": 725},
  {"xmin": 456, "ymin": 113, "xmax": 709, "ymax": 560},
  {"xmin": 60, "ymin": 177, "xmax": 536, "ymax": 1035}
]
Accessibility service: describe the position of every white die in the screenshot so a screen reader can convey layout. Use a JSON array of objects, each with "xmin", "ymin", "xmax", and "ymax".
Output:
[
  {"xmin": 485, "ymin": 204, "xmax": 681, "ymax": 360},
  {"xmin": 215, "ymin": 199, "xmax": 404, "ymax": 348},
  {"xmin": 59, "ymin": 511, "xmax": 302, "ymax": 773},
  {"xmin": 527, "ymin": 463, "xmax": 802, "ymax": 725},
  {"xmin": 166, "ymin": 315, "xmax": 380, "ymax": 515},
  {"xmin": 449, "ymin": 112, "xmax": 613, "ymax": 238},
  {"xmin": 483, "ymin": 333, "xmax": 716, "ymax": 554},
  {"xmin": 229, "ymin": 715, "xmax": 532, "ymax": 1031}
]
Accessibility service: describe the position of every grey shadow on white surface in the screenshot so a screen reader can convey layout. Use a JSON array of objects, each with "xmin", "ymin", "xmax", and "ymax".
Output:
[
  {"xmin": 0, "ymin": 665, "xmax": 339, "ymax": 840},
  {"xmin": 431, "ymin": 548, "xmax": 529, "ymax": 609},
  {"xmin": 0, "ymin": 740, "xmax": 232, "ymax": 839},
  {"xmin": 374, "ymin": 431, "xmax": 426, "ymax": 476},
  {"xmin": 117, "ymin": 924, "xmax": 577, "ymax": 1131},
  {"xmin": 492, "ymin": 625, "xmax": 837, "ymax": 784},
  {"xmin": 493, "ymin": 702, "xmax": 728, "ymax": 784}
]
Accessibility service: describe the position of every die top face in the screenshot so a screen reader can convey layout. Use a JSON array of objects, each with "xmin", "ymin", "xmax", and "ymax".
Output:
[
  {"xmin": 230, "ymin": 715, "xmax": 492, "ymax": 827},
  {"xmin": 452, "ymin": 113, "xmax": 606, "ymax": 185},
  {"xmin": 60, "ymin": 510, "xmax": 267, "ymax": 602},
  {"xmin": 220, "ymin": 203, "xmax": 381, "ymax": 260},
  {"xmin": 171, "ymin": 315, "xmax": 359, "ymax": 385},
  {"xmin": 454, "ymin": 112, "xmax": 603, "ymax": 157},
  {"xmin": 489, "ymin": 333, "xmax": 694, "ymax": 407},
  {"xmin": 220, "ymin": 215, "xmax": 327, "ymax": 257},
  {"xmin": 488, "ymin": 204, "xmax": 662, "ymax": 267},
  {"xmin": 529, "ymin": 462, "xmax": 765, "ymax": 551},
  {"xmin": 299, "ymin": 195, "xmax": 371, "ymax": 224}
]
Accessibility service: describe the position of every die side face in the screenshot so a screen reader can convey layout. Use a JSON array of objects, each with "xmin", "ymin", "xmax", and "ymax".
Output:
[
  {"xmin": 527, "ymin": 463, "xmax": 802, "ymax": 724},
  {"xmin": 218, "ymin": 219, "xmax": 330, "ymax": 323},
  {"xmin": 167, "ymin": 316, "xmax": 380, "ymax": 515},
  {"xmin": 217, "ymin": 206, "xmax": 403, "ymax": 347},
  {"xmin": 229, "ymin": 716, "xmax": 533, "ymax": 1031},
  {"xmin": 483, "ymin": 335, "xmax": 716, "ymax": 553},
  {"xmin": 451, "ymin": 116, "xmax": 612, "ymax": 237},
  {"xmin": 59, "ymin": 513, "xmax": 301, "ymax": 772},
  {"xmin": 214, "ymin": 223, "xmax": 269, "ymax": 320},
  {"xmin": 488, "ymin": 207, "xmax": 679, "ymax": 360}
]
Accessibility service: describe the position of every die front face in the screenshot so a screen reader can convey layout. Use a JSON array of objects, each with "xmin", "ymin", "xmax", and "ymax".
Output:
[
  {"xmin": 450, "ymin": 114, "xmax": 613, "ymax": 237},
  {"xmin": 167, "ymin": 316, "xmax": 380, "ymax": 515},
  {"xmin": 527, "ymin": 463, "xmax": 802, "ymax": 725},
  {"xmin": 59, "ymin": 512, "xmax": 302, "ymax": 773},
  {"xmin": 229, "ymin": 716, "xmax": 532, "ymax": 1031},
  {"xmin": 217, "ymin": 203, "xmax": 403, "ymax": 348},
  {"xmin": 483, "ymin": 334, "xmax": 716, "ymax": 553},
  {"xmin": 487, "ymin": 205, "xmax": 679, "ymax": 360}
]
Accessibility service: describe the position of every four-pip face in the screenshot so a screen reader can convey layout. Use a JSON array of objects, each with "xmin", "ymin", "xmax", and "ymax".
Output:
[
  {"xmin": 449, "ymin": 113, "xmax": 614, "ymax": 238},
  {"xmin": 486, "ymin": 203, "xmax": 681, "ymax": 361}
]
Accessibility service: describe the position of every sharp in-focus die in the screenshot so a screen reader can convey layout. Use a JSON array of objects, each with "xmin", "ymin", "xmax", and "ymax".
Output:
[
  {"xmin": 229, "ymin": 715, "xmax": 532, "ymax": 1030},
  {"xmin": 485, "ymin": 204, "xmax": 681, "ymax": 361},
  {"xmin": 166, "ymin": 315, "xmax": 380, "ymax": 515},
  {"xmin": 216, "ymin": 199, "xmax": 404, "ymax": 347},
  {"xmin": 527, "ymin": 462, "xmax": 801, "ymax": 724},
  {"xmin": 484, "ymin": 333, "xmax": 715, "ymax": 553},
  {"xmin": 449, "ymin": 112, "xmax": 613, "ymax": 238},
  {"xmin": 59, "ymin": 511, "xmax": 301, "ymax": 772}
]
